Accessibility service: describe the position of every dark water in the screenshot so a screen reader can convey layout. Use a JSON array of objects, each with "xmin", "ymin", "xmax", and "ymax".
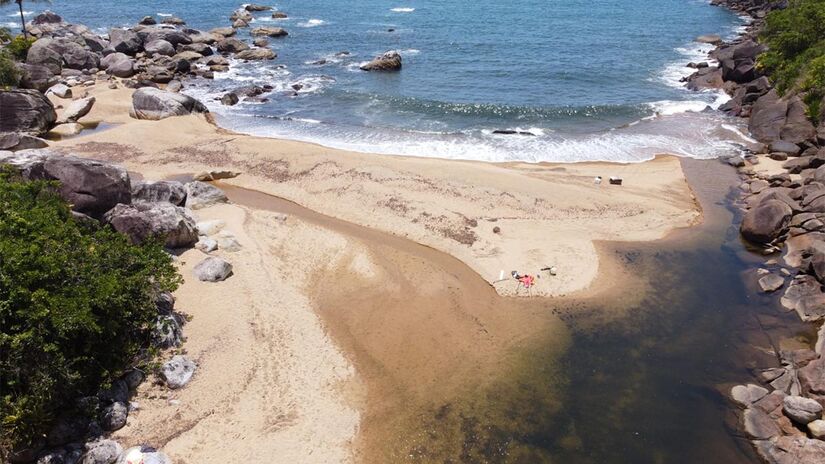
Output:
[
  {"xmin": 1, "ymin": 0, "xmax": 754, "ymax": 161},
  {"xmin": 397, "ymin": 161, "xmax": 815, "ymax": 463}
]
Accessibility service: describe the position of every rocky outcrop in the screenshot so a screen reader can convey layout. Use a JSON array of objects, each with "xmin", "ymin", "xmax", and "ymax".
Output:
[
  {"xmin": 0, "ymin": 89, "xmax": 57, "ymax": 136},
  {"xmin": 130, "ymin": 87, "xmax": 208, "ymax": 120},
  {"xmin": 103, "ymin": 202, "xmax": 199, "ymax": 248},
  {"xmin": 360, "ymin": 51, "xmax": 402, "ymax": 71}
]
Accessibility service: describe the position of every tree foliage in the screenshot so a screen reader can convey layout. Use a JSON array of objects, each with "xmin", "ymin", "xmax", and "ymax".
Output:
[
  {"xmin": 759, "ymin": 0, "xmax": 825, "ymax": 120},
  {"xmin": 0, "ymin": 169, "xmax": 181, "ymax": 453}
]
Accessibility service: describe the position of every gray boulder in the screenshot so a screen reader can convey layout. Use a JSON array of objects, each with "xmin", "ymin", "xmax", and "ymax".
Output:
[
  {"xmin": 731, "ymin": 384, "xmax": 769, "ymax": 407},
  {"xmin": 216, "ymin": 37, "xmax": 249, "ymax": 53},
  {"xmin": 103, "ymin": 202, "xmax": 199, "ymax": 248},
  {"xmin": 783, "ymin": 395, "xmax": 823, "ymax": 424},
  {"xmin": 99, "ymin": 52, "xmax": 129, "ymax": 71},
  {"xmin": 144, "ymin": 39, "xmax": 176, "ymax": 56},
  {"xmin": 18, "ymin": 63, "xmax": 59, "ymax": 92},
  {"xmin": 782, "ymin": 97, "xmax": 817, "ymax": 144},
  {"xmin": 250, "ymin": 26, "xmax": 288, "ymax": 37},
  {"xmin": 131, "ymin": 180, "xmax": 186, "ymax": 205},
  {"xmin": 145, "ymin": 30, "xmax": 192, "ymax": 48},
  {"xmin": 0, "ymin": 133, "xmax": 49, "ymax": 151},
  {"xmin": 81, "ymin": 440, "xmax": 122, "ymax": 464},
  {"xmin": 749, "ymin": 90, "xmax": 788, "ymax": 143},
  {"xmin": 153, "ymin": 314, "xmax": 183, "ymax": 349},
  {"xmin": 184, "ymin": 181, "xmax": 228, "ymax": 209},
  {"xmin": 47, "ymin": 83, "xmax": 72, "ymax": 99},
  {"xmin": 0, "ymin": 89, "xmax": 57, "ymax": 136},
  {"xmin": 360, "ymin": 51, "xmax": 402, "ymax": 71},
  {"xmin": 799, "ymin": 356, "xmax": 825, "ymax": 396},
  {"xmin": 32, "ymin": 10, "xmax": 62, "ymax": 25},
  {"xmin": 179, "ymin": 42, "xmax": 213, "ymax": 56},
  {"xmin": 58, "ymin": 96, "xmax": 96, "ymax": 124},
  {"xmin": 37, "ymin": 156, "xmax": 131, "ymax": 219},
  {"xmin": 781, "ymin": 275, "xmax": 825, "ymax": 322},
  {"xmin": 161, "ymin": 355, "xmax": 196, "ymax": 389},
  {"xmin": 106, "ymin": 58, "xmax": 135, "ymax": 78},
  {"xmin": 26, "ymin": 38, "xmax": 63, "ymax": 75},
  {"xmin": 770, "ymin": 140, "xmax": 801, "ymax": 155},
  {"xmin": 740, "ymin": 199, "xmax": 793, "ymax": 244},
  {"xmin": 108, "ymin": 28, "xmax": 142, "ymax": 55},
  {"xmin": 138, "ymin": 16, "xmax": 157, "ymax": 25},
  {"xmin": 758, "ymin": 273, "xmax": 785, "ymax": 293},
  {"xmin": 130, "ymin": 87, "xmax": 208, "ymax": 120},
  {"xmin": 100, "ymin": 401, "xmax": 129, "ymax": 431},
  {"xmin": 743, "ymin": 407, "xmax": 781, "ymax": 439},
  {"xmin": 193, "ymin": 256, "xmax": 233, "ymax": 282},
  {"xmin": 235, "ymin": 48, "xmax": 276, "ymax": 60}
]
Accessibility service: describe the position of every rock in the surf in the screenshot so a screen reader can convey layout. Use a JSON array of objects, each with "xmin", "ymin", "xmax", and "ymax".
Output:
[{"xmin": 360, "ymin": 51, "xmax": 402, "ymax": 71}]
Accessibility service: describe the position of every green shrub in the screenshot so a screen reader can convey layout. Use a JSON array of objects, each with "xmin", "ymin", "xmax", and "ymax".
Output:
[
  {"xmin": 0, "ymin": 49, "xmax": 19, "ymax": 88},
  {"xmin": 6, "ymin": 34, "xmax": 34, "ymax": 61},
  {"xmin": 0, "ymin": 27, "xmax": 11, "ymax": 43},
  {"xmin": 0, "ymin": 169, "xmax": 181, "ymax": 453}
]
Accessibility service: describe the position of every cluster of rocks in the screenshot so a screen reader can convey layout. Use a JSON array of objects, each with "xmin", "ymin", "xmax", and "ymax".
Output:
[
  {"xmin": 691, "ymin": 1, "xmax": 825, "ymax": 462},
  {"xmin": 0, "ymin": 149, "xmax": 240, "ymax": 463}
]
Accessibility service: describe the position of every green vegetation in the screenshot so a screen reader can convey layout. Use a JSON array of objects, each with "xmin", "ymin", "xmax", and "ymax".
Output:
[
  {"xmin": 759, "ymin": 0, "xmax": 825, "ymax": 121},
  {"xmin": 0, "ymin": 49, "xmax": 19, "ymax": 88},
  {"xmin": 0, "ymin": 169, "xmax": 181, "ymax": 454},
  {"xmin": 6, "ymin": 34, "xmax": 34, "ymax": 60}
]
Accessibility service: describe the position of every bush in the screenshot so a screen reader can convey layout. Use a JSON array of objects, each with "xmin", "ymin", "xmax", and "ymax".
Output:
[
  {"xmin": 0, "ymin": 50, "xmax": 19, "ymax": 88},
  {"xmin": 6, "ymin": 35, "xmax": 34, "ymax": 61},
  {"xmin": 759, "ymin": 0, "xmax": 825, "ymax": 122},
  {"xmin": 0, "ymin": 27, "xmax": 11, "ymax": 43},
  {"xmin": 0, "ymin": 169, "xmax": 181, "ymax": 453}
]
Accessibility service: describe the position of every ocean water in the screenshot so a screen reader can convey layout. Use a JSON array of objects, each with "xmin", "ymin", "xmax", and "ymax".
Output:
[{"xmin": 2, "ymin": 0, "xmax": 748, "ymax": 161}]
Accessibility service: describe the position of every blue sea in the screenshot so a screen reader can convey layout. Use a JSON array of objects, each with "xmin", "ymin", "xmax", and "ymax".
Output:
[{"xmin": 2, "ymin": 0, "xmax": 750, "ymax": 162}]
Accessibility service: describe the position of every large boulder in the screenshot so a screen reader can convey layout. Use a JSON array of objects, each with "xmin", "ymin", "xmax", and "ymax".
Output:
[
  {"xmin": 757, "ymin": 436, "xmax": 825, "ymax": 464},
  {"xmin": 360, "ymin": 51, "xmax": 402, "ymax": 71},
  {"xmin": 781, "ymin": 275, "xmax": 825, "ymax": 321},
  {"xmin": 145, "ymin": 30, "xmax": 192, "ymax": 48},
  {"xmin": 131, "ymin": 180, "xmax": 186, "ymax": 205},
  {"xmin": 51, "ymin": 38, "xmax": 100, "ymax": 70},
  {"xmin": 0, "ymin": 89, "xmax": 57, "ymax": 136},
  {"xmin": 40, "ymin": 156, "xmax": 132, "ymax": 219},
  {"xmin": 235, "ymin": 48, "xmax": 276, "ymax": 60},
  {"xmin": 216, "ymin": 37, "xmax": 249, "ymax": 53},
  {"xmin": 106, "ymin": 57, "xmax": 135, "ymax": 78},
  {"xmin": 250, "ymin": 26, "xmax": 288, "ymax": 37},
  {"xmin": 184, "ymin": 181, "xmax": 228, "ymax": 209},
  {"xmin": 193, "ymin": 256, "xmax": 233, "ymax": 282},
  {"xmin": 57, "ymin": 96, "xmax": 95, "ymax": 124},
  {"xmin": 686, "ymin": 67, "xmax": 723, "ymax": 91},
  {"xmin": 740, "ymin": 199, "xmax": 793, "ymax": 244},
  {"xmin": 108, "ymin": 28, "xmax": 143, "ymax": 55},
  {"xmin": 0, "ymin": 133, "xmax": 49, "ymax": 151},
  {"xmin": 100, "ymin": 401, "xmax": 129, "ymax": 431},
  {"xmin": 26, "ymin": 38, "xmax": 63, "ymax": 75},
  {"xmin": 783, "ymin": 395, "xmax": 823, "ymax": 424},
  {"xmin": 782, "ymin": 97, "xmax": 817, "ymax": 144},
  {"xmin": 32, "ymin": 10, "xmax": 62, "ymax": 25},
  {"xmin": 99, "ymin": 52, "xmax": 129, "ymax": 70},
  {"xmin": 17, "ymin": 63, "xmax": 58, "ymax": 92},
  {"xmin": 81, "ymin": 439, "xmax": 122, "ymax": 464},
  {"xmin": 144, "ymin": 39, "xmax": 176, "ymax": 56},
  {"xmin": 103, "ymin": 202, "xmax": 199, "ymax": 248},
  {"xmin": 130, "ymin": 87, "xmax": 208, "ymax": 120},
  {"xmin": 153, "ymin": 314, "xmax": 183, "ymax": 349},
  {"xmin": 161, "ymin": 355, "xmax": 196, "ymax": 389},
  {"xmin": 799, "ymin": 356, "xmax": 825, "ymax": 396},
  {"xmin": 230, "ymin": 8, "xmax": 253, "ymax": 22},
  {"xmin": 749, "ymin": 90, "xmax": 788, "ymax": 143}
]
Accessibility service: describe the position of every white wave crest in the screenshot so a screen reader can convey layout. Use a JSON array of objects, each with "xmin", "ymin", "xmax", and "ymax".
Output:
[
  {"xmin": 298, "ymin": 18, "xmax": 325, "ymax": 27},
  {"xmin": 391, "ymin": 7, "xmax": 415, "ymax": 12},
  {"xmin": 156, "ymin": 12, "xmax": 173, "ymax": 17}
]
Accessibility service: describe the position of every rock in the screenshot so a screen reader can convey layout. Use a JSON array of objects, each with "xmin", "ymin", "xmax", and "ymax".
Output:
[
  {"xmin": 360, "ymin": 51, "xmax": 402, "ymax": 71},
  {"xmin": 18, "ymin": 63, "xmax": 59, "ymax": 92},
  {"xmin": 32, "ymin": 10, "xmax": 62, "ymax": 25},
  {"xmin": 123, "ymin": 368, "xmax": 145, "ymax": 390},
  {"xmin": 161, "ymin": 16, "xmax": 185, "ymax": 25},
  {"xmin": 196, "ymin": 219, "xmax": 225, "ymax": 235},
  {"xmin": 0, "ymin": 133, "xmax": 49, "ymax": 151},
  {"xmin": 178, "ymin": 42, "xmax": 213, "ymax": 56},
  {"xmin": 195, "ymin": 236, "xmax": 218, "ymax": 253},
  {"xmin": 220, "ymin": 92, "xmax": 239, "ymax": 106},
  {"xmin": 184, "ymin": 181, "xmax": 228, "ymax": 209},
  {"xmin": 46, "ymin": 416, "xmax": 88, "ymax": 446},
  {"xmin": 194, "ymin": 170, "xmax": 240, "ymax": 181},
  {"xmin": 100, "ymin": 401, "xmax": 128, "ymax": 431},
  {"xmin": 37, "ymin": 449, "xmax": 67, "ymax": 464},
  {"xmin": 166, "ymin": 80, "xmax": 182, "ymax": 92},
  {"xmin": 232, "ymin": 18, "xmax": 249, "ymax": 28},
  {"xmin": 99, "ymin": 52, "xmax": 129, "ymax": 70},
  {"xmin": 145, "ymin": 30, "xmax": 192, "ymax": 48},
  {"xmin": 253, "ymin": 37, "xmax": 270, "ymax": 48},
  {"xmin": 749, "ymin": 90, "xmax": 788, "ymax": 143},
  {"xmin": 138, "ymin": 16, "xmax": 157, "ymax": 25},
  {"xmin": 161, "ymin": 355, "xmax": 196, "ymax": 388},
  {"xmin": 152, "ymin": 314, "xmax": 183, "ymax": 348},
  {"xmin": 809, "ymin": 419, "xmax": 825, "ymax": 439},
  {"xmin": 696, "ymin": 34, "xmax": 722, "ymax": 44},
  {"xmin": 782, "ymin": 97, "xmax": 817, "ymax": 144},
  {"xmin": 146, "ymin": 65, "xmax": 174, "ymax": 84},
  {"xmin": 799, "ymin": 356, "xmax": 825, "ymax": 396},
  {"xmin": 47, "ymin": 83, "xmax": 72, "ymax": 99},
  {"xmin": 740, "ymin": 199, "xmax": 793, "ymax": 244},
  {"xmin": 194, "ymin": 256, "xmax": 233, "ymax": 282},
  {"xmin": 757, "ymin": 436, "xmax": 825, "ymax": 464},
  {"xmin": 34, "ymin": 155, "xmax": 131, "ymax": 219},
  {"xmin": 0, "ymin": 89, "xmax": 58, "ymax": 136},
  {"xmin": 216, "ymin": 233, "xmax": 241, "ymax": 252},
  {"xmin": 210, "ymin": 27, "xmax": 236, "ymax": 37},
  {"xmin": 144, "ymin": 39, "xmax": 176, "ymax": 56},
  {"xmin": 189, "ymin": 32, "xmax": 220, "ymax": 45},
  {"xmin": 235, "ymin": 48, "xmax": 276, "ymax": 60},
  {"xmin": 130, "ymin": 88, "xmax": 208, "ymax": 120},
  {"xmin": 686, "ymin": 67, "xmax": 724, "ymax": 90},
  {"xmin": 108, "ymin": 28, "xmax": 143, "ymax": 55},
  {"xmin": 26, "ymin": 39, "xmax": 63, "ymax": 75},
  {"xmin": 245, "ymin": 3, "xmax": 272, "ymax": 11},
  {"xmin": 106, "ymin": 58, "xmax": 135, "ymax": 78},
  {"xmin": 250, "ymin": 26, "xmax": 288, "ymax": 37},
  {"xmin": 230, "ymin": 8, "xmax": 253, "ymax": 22},
  {"xmin": 58, "ymin": 96, "xmax": 95, "ymax": 124},
  {"xmin": 118, "ymin": 447, "xmax": 171, "ymax": 464},
  {"xmin": 103, "ymin": 202, "xmax": 199, "ymax": 248},
  {"xmin": 783, "ymin": 395, "xmax": 823, "ymax": 424},
  {"xmin": 770, "ymin": 140, "xmax": 801, "ymax": 155},
  {"xmin": 743, "ymin": 407, "xmax": 781, "ymax": 439},
  {"xmin": 731, "ymin": 384, "xmax": 769, "ymax": 407},
  {"xmin": 758, "ymin": 273, "xmax": 785, "ymax": 292},
  {"xmin": 132, "ymin": 180, "xmax": 186, "ymax": 205},
  {"xmin": 781, "ymin": 275, "xmax": 825, "ymax": 321},
  {"xmin": 51, "ymin": 39, "xmax": 100, "ymax": 71},
  {"xmin": 81, "ymin": 440, "xmax": 122, "ymax": 464},
  {"xmin": 216, "ymin": 37, "xmax": 249, "ymax": 53}
]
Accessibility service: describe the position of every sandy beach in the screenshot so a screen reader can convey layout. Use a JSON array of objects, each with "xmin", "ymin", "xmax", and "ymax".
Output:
[{"xmin": 47, "ymin": 83, "xmax": 703, "ymax": 462}]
